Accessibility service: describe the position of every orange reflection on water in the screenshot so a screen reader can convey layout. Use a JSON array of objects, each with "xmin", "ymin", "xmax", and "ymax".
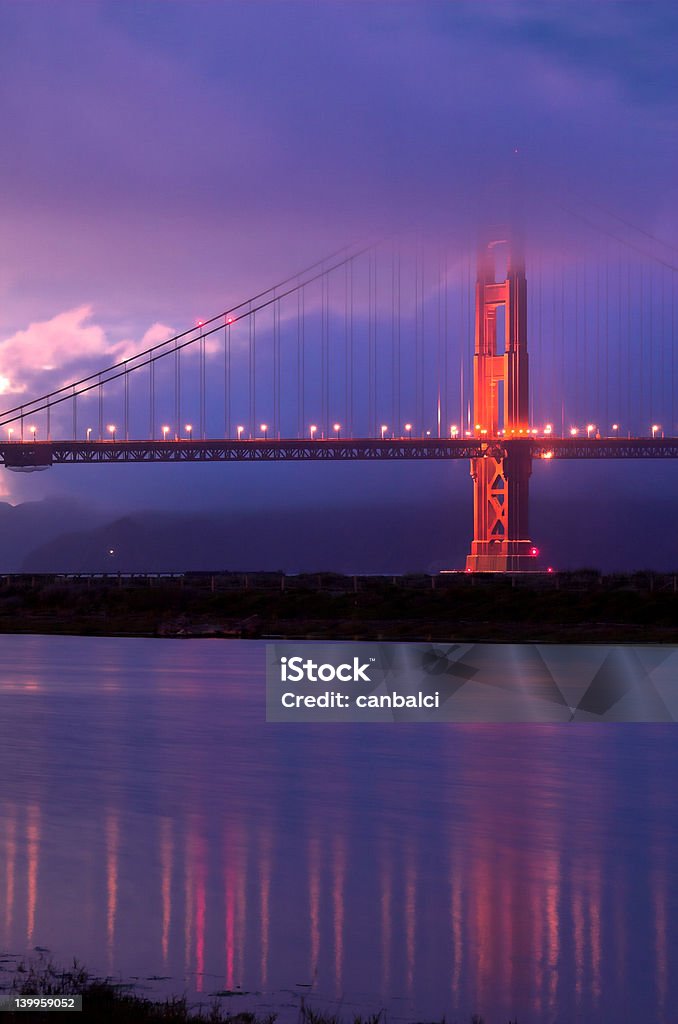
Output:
[
  {"xmin": 380, "ymin": 847, "xmax": 392, "ymax": 994},
  {"xmin": 332, "ymin": 834, "xmax": 346, "ymax": 997},
  {"xmin": 184, "ymin": 824, "xmax": 194, "ymax": 975},
  {"xmin": 194, "ymin": 833, "xmax": 206, "ymax": 993},
  {"xmin": 160, "ymin": 817, "xmax": 173, "ymax": 965},
  {"xmin": 308, "ymin": 835, "xmax": 321, "ymax": 983},
  {"xmin": 3, "ymin": 804, "xmax": 17, "ymax": 941},
  {"xmin": 259, "ymin": 828, "xmax": 272, "ymax": 988},
  {"xmin": 105, "ymin": 809, "xmax": 119, "ymax": 970},
  {"xmin": 235, "ymin": 826, "xmax": 247, "ymax": 986},
  {"xmin": 184, "ymin": 816, "xmax": 207, "ymax": 991},
  {"xmin": 544, "ymin": 847, "xmax": 561, "ymax": 1018},
  {"xmin": 223, "ymin": 822, "xmax": 247, "ymax": 991},
  {"xmin": 450, "ymin": 852, "xmax": 462, "ymax": 1000},
  {"xmin": 404, "ymin": 837, "xmax": 416, "ymax": 996},
  {"xmin": 26, "ymin": 803, "xmax": 40, "ymax": 945}
]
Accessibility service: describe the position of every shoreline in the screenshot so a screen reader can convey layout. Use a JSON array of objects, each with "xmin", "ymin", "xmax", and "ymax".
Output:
[{"xmin": 1, "ymin": 570, "xmax": 677, "ymax": 643}]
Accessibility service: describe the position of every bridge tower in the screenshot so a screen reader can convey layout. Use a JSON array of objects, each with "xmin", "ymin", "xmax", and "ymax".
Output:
[{"xmin": 465, "ymin": 238, "xmax": 536, "ymax": 572}]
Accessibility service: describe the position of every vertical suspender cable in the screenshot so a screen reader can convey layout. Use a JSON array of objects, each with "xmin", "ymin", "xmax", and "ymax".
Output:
[
  {"xmin": 124, "ymin": 366, "xmax": 129, "ymax": 441},
  {"xmin": 248, "ymin": 305, "xmax": 254, "ymax": 437},
  {"xmin": 345, "ymin": 262, "xmax": 350, "ymax": 434},
  {"xmin": 459, "ymin": 258, "xmax": 464, "ymax": 430},
  {"xmin": 630, "ymin": 262, "xmax": 634, "ymax": 434},
  {"xmin": 225, "ymin": 319, "xmax": 231, "ymax": 438},
  {"xmin": 301, "ymin": 290, "xmax": 305, "ymax": 436},
  {"xmin": 349, "ymin": 261, "xmax": 354, "ymax": 437},
  {"xmin": 321, "ymin": 272, "xmax": 327, "ymax": 434},
  {"xmin": 391, "ymin": 249, "xmax": 396, "ymax": 432},
  {"xmin": 396, "ymin": 250, "xmax": 401, "ymax": 434},
  {"xmin": 200, "ymin": 326, "xmax": 206, "ymax": 439},
  {"xmin": 436, "ymin": 251, "xmax": 441, "ymax": 437},
  {"xmin": 639, "ymin": 264, "xmax": 644, "ymax": 433},
  {"xmin": 649, "ymin": 261, "xmax": 654, "ymax": 426},
  {"xmin": 297, "ymin": 289, "xmax": 302, "ymax": 437},
  {"xmin": 373, "ymin": 251, "xmax": 378, "ymax": 437},
  {"xmin": 99, "ymin": 373, "xmax": 104, "ymax": 440},
  {"xmin": 368, "ymin": 253, "xmax": 374, "ymax": 436},
  {"xmin": 443, "ymin": 250, "xmax": 448, "ymax": 436}
]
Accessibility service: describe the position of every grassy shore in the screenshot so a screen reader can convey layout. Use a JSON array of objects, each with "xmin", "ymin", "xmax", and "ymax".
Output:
[
  {"xmin": 0, "ymin": 569, "xmax": 677, "ymax": 642},
  {"xmin": 1, "ymin": 959, "xmax": 515, "ymax": 1024}
]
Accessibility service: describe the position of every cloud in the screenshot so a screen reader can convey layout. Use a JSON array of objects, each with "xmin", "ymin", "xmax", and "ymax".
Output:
[
  {"xmin": 0, "ymin": 306, "xmax": 106, "ymax": 396},
  {"xmin": 0, "ymin": 306, "xmax": 175, "ymax": 401}
]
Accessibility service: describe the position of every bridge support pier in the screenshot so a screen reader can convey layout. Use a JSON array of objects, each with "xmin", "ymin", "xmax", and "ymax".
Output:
[
  {"xmin": 466, "ymin": 442, "xmax": 534, "ymax": 572},
  {"xmin": 465, "ymin": 239, "xmax": 537, "ymax": 572}
]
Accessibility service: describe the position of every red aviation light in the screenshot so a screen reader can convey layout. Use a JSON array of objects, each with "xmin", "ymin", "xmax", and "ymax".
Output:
[{"xmin": 530, "ymin": 546, "xmax": 539, "ymax": 557}]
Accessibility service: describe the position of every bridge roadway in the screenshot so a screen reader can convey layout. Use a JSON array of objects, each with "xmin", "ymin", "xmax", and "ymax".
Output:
[{"xmin": 3, "ymin": 436, "xmax": 678, "ymax": 469}]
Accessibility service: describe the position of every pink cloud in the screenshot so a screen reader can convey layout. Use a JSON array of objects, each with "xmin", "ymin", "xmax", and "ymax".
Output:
[{"xmin": 0, "ymin": 306, "xmax": 175, "ymax": 401}]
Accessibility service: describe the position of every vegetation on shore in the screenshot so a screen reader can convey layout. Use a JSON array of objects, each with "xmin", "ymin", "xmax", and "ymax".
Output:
[
  {"xmin": 1, "ymin": 958, "xmax": 517, "ymax": 1024},
  {"xmin": 1, "ymin": 569, "xmax": 677, "ymax": 642}
]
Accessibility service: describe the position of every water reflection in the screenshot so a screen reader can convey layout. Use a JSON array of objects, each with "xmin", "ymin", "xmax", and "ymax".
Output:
[{"xmin": 0, "ymin": 637, "xmax": 676, "ymax": 1023}]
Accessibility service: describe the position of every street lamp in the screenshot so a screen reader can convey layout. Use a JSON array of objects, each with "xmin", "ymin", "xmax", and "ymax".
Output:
[
  {"xmin": 652, "ymin": 424, "xmax": 661, "ymax": 438},
  {"xmin": 162, "ymin": 425, "xmax": 170, "ymax": 441},
  {"xmin": 381, "ymin": 424, "xmax": 388, "ymax": 439},
  {"xmin": 404, "ymin": 423, "xmax": 412, "ymax": 438},
  {"xmin": 7, "ymin": 428, "xmax": 13, "ymax": 441},
  {"xmin": 570, "ymin": 427, "xmax": 579, "ymax": 437},
  {"xmin": 107, "ymin": 424, "xmax": 116, "ymax": 441},
  {"xmin": 86, "ymin": 427, "xmax": 92, "ymax": 442},
  {"xmin": 260, "ymin": 423, "xmax": 268, "ymax": 439},
  {"xmin": 450, "ymin": 424, "xmax": 459, "ymax": 438},
  {"xmin": 586, "ymin": 423, "xmax": 595, "ymax": 438},
  {"xmin": 333, "ymin": 423, "xmax": 341, "ymax": 438},
  {"xmin": 612, "ymin": 423, "xmax": 619, "ymax": 434},
  {"xmin": 310, "ymin": 424, "xmax": 317, "ymax": 440},
  {"xmin": 544, "ymin": 423, "xmax": 553, "ymax": 436},
  {"xmin": 185, "ymin": 424, "xmax": 193, "ymax": 439},
  {"xmin": 29, "ymin": 426, "xmax": 37, "ymax": 441}
]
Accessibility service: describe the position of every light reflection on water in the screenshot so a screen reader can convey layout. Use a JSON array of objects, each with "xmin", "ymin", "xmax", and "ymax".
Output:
[{"xmin": 0, "ymin": 635, "xmax": 677, "ymax": 1023}]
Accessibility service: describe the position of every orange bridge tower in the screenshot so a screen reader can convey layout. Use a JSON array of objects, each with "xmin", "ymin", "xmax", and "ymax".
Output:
[{"xmin": 465, "ymin": 239, "xmax": 537, "ymax": 572}]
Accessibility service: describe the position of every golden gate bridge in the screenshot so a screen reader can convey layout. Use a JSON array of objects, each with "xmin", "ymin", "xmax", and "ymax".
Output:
[{"xmin": 1, "ymin": 204, "xmax": 677, "ymax": 571}]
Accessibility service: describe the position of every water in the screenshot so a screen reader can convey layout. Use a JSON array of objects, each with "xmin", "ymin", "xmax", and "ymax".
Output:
[{"xmin": 0, "ymin": 635, "xmax": 677, "ymax": 1023}]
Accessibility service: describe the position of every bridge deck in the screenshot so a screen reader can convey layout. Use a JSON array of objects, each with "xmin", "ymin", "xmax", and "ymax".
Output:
[{"xmin": 3, "ymin": 437, "xmax": 678, "ymax": 468}]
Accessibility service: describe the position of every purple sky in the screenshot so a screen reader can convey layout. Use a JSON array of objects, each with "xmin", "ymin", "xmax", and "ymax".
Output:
[{"xmin": 1, "ymin": 1, "xmax": 677, "ymax": 565}]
